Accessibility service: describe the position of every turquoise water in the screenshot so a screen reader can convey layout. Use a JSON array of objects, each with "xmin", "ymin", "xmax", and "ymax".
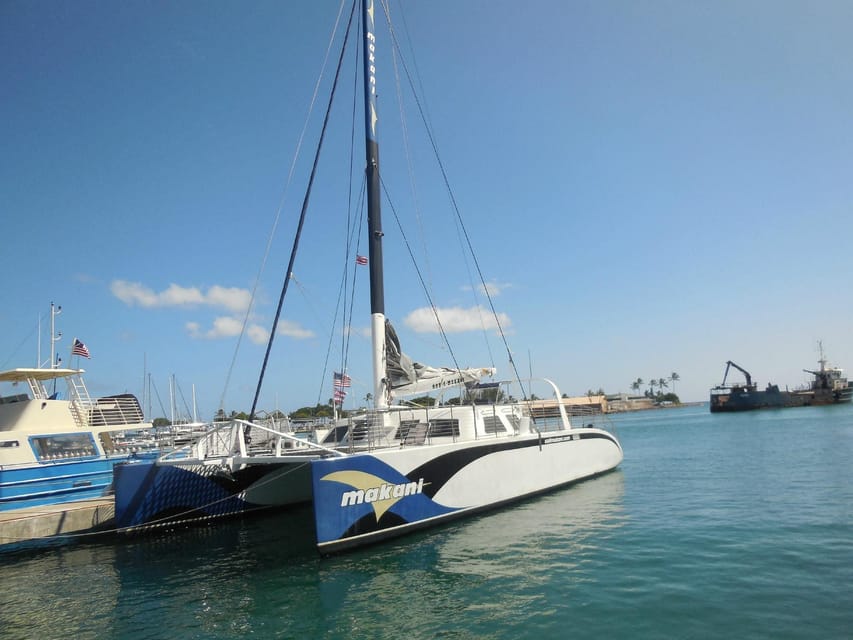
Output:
[{"xmin": 1, "ymin": 404, "xmax": 851, "ymax": 639}]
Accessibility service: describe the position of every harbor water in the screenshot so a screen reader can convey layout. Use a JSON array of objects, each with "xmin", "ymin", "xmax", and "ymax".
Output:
[{"xmin": 1, "ymin": 404, "xmax": 851, "ymax": 639}]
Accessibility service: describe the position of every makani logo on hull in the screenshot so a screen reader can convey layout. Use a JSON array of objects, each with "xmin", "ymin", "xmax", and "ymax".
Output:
[{"xmin": 321, "ymin": 470, "xmax": 426, "ymax": 520}]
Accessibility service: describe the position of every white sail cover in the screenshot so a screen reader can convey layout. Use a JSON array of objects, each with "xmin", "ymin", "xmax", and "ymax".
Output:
[{"xmin": 385, "ymin": 320, "xmax": 495, "ymax": 397}]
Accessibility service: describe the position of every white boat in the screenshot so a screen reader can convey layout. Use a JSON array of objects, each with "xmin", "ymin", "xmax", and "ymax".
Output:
[
  {"xmin": 114, "ymin": 0, "xmax": 622, "ymax": 553},
  {"xmin": 0, "ymin": 366, "xmax": 156, "ymax": 511}
]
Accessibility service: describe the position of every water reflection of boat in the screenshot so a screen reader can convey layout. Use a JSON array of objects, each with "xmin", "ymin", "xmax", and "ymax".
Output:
[{"xmin": 435, "ymin": 471, "xmax": 626, "ymax": 577}]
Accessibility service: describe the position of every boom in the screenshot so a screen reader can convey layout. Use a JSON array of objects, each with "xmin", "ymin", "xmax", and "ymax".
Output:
[{"xmin": 722, "ymin": 360, "xmax": 752, "ymax": 387}]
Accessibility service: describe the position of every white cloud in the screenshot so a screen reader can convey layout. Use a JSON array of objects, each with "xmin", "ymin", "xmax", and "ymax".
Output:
[
  {"xmin": 277, "ymin": 321, "xmax": 315, "ymax": 339},
  {"xmin": 111, "ymin": 279, "xmax": 251, "ymax": 313},
  {"xmin": 462, "ymin": 281, "xmax": 512, "ymax": 297},
  {"xmin": 344, "ymin": 325, "xmax": 372, "ymax": 339},
  {"xmin": 247, "ymin": 324, "xmax": 269, "ymax": 344},
  {"xmin": 186, "ymin": 317, "xmax": 313, "ymax": 344},
  {"xmin": 404, "ymin": 306, "xmax": 511, "ymax": 334}
]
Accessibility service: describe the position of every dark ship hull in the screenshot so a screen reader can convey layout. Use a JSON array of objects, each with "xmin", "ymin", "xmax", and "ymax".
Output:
[
  {"xmin": 710, "ymin": 353, "xmax": 853, "ymax": 413},
  {"xmin": 710, "ymin": 384, "xmax": 853, "ymax": 412}
]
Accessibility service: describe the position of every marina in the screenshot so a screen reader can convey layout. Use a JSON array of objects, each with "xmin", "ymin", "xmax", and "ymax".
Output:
[
  {"xmin": 2, "ymin": 404, "xmax": 851, "ymax": 639},
  {"xmin": 3, "ymin": 1, "xmax": 853, "ymax": 638}
]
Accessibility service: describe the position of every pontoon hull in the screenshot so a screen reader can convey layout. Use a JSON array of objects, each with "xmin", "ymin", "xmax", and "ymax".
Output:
[
  {"xmin": 113, "ymin": 458, "xmax": 314, "ymax": 528},
  {"xmin": 313, "ymin": 429, "xmax": 622, "ymax": 552}
]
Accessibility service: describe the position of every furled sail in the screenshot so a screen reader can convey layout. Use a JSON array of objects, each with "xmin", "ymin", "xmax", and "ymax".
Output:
[{"xmin": 384, "ymin": 320, "xmax": 495, "ymax": 397}]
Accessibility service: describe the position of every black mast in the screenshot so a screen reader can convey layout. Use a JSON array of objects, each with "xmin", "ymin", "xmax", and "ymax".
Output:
[{"xmin": 362, "ymin": 0, "xmax": 387, "ymax": 409}]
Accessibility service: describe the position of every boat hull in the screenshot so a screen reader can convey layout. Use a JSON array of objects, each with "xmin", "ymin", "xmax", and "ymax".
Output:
[
  {"xmin": 113, "ymin": 457, "xmax": 314, "ymax": 529},
  {"xmin": 114, "ymin": 429, "xmax": 623, "ymax": 552},
  {"xmin": 710, "ymin": 386, "xmax": 853, "ymax": 412},
  {"xmin": 312, "ymin": 429, "xmax": 622, "ymax": 553},
  {"xmin": 0, "ymin": 452, "xmax": 159, "ymax": 512}
]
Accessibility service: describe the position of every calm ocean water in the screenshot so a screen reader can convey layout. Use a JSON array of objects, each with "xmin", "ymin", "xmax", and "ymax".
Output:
[{"xmin": 2, "ymin": 403, "xmax": 851, "ymax": 639}]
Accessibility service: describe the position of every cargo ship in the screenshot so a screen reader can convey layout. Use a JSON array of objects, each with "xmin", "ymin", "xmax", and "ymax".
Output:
[{"xmin": 709, "ymin": 348, "xmax": 853, "ymax": 412}]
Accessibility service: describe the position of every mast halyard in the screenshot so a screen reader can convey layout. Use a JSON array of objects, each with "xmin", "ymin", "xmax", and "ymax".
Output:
[{"xmin": 362, "ymin": 0, "xmax": 388, "ymax": 410}]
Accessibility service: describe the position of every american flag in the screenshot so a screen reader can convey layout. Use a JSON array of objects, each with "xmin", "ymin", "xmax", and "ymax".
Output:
[
  {"xmin": 333, "ymin": 372, "xmax": 352, "ymax": 388},
  {"xmin": 71, "ymin": 339, "xmax": 91, "ymax": 359},
  {"xmin": 333, "ymin": 388, "xmax": 347, "ymax": 402},
  {"xmin": 355, "ymin": 254, "xmax": 368, "ymax": 266}
]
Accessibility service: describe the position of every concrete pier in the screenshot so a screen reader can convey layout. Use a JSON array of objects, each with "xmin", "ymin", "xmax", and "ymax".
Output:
[{"xmin": 0, "ymin": 497, "xmax": 114, "ymax": 548}]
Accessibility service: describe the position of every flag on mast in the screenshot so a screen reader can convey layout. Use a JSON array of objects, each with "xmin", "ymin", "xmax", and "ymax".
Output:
[
  {"xmin": 71, "ymin": 339, "xmax": 91, "ymax": 359},
  {"xmin": 333, "ymin": 372, "xmax": 352, "ymax": 388},
  {"xmin": 355, "ymin": 255, "xmax": 368, "ymax": 266}
]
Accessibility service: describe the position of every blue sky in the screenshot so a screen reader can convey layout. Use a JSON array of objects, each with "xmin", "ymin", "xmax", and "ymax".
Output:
[{"xmin": 3, "ymin": 1, "xmax": 853, "ymax": 417}]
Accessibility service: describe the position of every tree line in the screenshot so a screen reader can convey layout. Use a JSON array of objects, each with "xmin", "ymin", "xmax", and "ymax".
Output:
[{"xmin": 631, "ymin": 372, "xmax": 680, "ymax": 402}]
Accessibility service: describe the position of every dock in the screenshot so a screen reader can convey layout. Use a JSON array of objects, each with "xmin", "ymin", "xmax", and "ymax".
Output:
[{"xmin": 0, "ymin": 497, "xmax": 115, "ymax": 548}]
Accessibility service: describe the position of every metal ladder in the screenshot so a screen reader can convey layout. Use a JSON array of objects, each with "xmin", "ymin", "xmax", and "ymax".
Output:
[{"xmin": 66, "ymin": 374, "xmax": 94, "ymax": 427}]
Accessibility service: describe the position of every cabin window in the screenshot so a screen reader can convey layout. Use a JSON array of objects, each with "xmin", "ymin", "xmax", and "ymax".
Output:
[
  {"xmin": 395, "ymin": 420, "xmax": 422, "ymax": 440},
  {"xmin": 482, "ymin": 415, "xmax": 505, "ymax": 434},
  {"xmin": 30, "ymin": 433, "xmax": 98, "ymax": 461},
  {"xmin": 428, "ymin": 419, "xmax": 459, "ymax": 438},
  {"xmin": 0, "ymin": 393, "xmax": 28, "ymax": 404},
  {"xmin": 0, "ymin": 440, "xmax": 20, "ymax": 448}
]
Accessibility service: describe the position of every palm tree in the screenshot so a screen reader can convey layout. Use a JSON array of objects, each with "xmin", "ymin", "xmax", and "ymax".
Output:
[
  {"xmin": 631, "ymin": 380, "xmax": 640, "ymax": 395},
  {"xmin": 648, "ymin": 379, "xmax": 657, "ymax": 397},
  {"xmin": 657, "ymin": 377, "xmax": 668, "ymax": 395},
  {"xmin": 670, "ymin": 372, "xmax": 680, "ymax": 395}
]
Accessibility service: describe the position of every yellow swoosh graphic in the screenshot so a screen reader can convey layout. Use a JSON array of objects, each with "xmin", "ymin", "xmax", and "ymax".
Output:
[{"xmin": 321, "ymin": 470, "xmax": 406, "ymax": 521}]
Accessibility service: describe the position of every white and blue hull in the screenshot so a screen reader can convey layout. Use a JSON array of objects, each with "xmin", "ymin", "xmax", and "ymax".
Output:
[
  {"xmin": 114, "ymin": 426, "xmax": 622, "ymax": 553},
  {"xmin": 312, "ymin": 429, "xmax": 622, "ymax": 552}
]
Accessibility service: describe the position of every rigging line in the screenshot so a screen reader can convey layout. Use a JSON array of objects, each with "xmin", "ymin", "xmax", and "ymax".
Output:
[
  {"xmin": 217, "ymin": 0, "xmax": 350, "ymax": 416},
  {"xmin": 378, "ymin": 173, "xmax": 463, "ymax": 376},
  {"xmin": 380, "ymin": 1, "xmax": 492, "ymax": 372},
  {"xmin": 383, "ymin": 0, "xmax": 432, "ymax": 293},
  {"xmin": 148, "ymin": 377, "xmax": 169, "ymax": 423},
  {"xmin": 0, "ymin": 318, "xmax": 40, "ymax": 369},
  {"xmin": 381, "ymin": 20, "xmax": 526, "ymax": 397},
  {"xmin": 317, "ymin": 18, "xmax": 363, "ymax": 411},
  {"xmin": 334, "ymin": 19, "xmax": 365, "ymax": 406},
  {"xmin": 387, "ymin": 0, "xmax": 433, "ymax": 131},
  {"xmin": 249, "ymin": 0, "xmax": 358, "ymax": 423},
  {"xmin": 382, "ymin": 2, "xmax": 494, "ymax": 371}
]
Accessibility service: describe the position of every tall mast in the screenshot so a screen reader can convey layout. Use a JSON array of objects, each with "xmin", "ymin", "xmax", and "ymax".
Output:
[{"xmin": 362, "ymin": 0, "xmax": 387, "ymax": 410}]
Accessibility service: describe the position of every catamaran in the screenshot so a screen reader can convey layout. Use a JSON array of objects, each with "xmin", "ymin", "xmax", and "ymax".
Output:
[{"xmin": 113, "ymin": 0, "xmax": 622, "ymax": 553}]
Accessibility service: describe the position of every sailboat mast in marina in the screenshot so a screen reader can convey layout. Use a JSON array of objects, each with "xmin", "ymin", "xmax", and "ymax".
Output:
[
  {"xmin": 362, "ymin": 0, "xmax": 388, "ymax": 412},
  {"xmin": 112, "ymin": 0, "xmax": 623, "ymax": 554}
]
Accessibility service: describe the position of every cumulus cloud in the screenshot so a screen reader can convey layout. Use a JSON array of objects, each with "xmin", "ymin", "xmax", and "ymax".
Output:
[
  {"xmin": 111, "ymin": 280, "xmax": 251, "ymax": 313},
  {"xmin": 186, "ymin": 317, "xmax": 313, "ymax": 344},
  {"xmin": 404, "ymin": 306, "xmax": 511, "ymax": 334}
]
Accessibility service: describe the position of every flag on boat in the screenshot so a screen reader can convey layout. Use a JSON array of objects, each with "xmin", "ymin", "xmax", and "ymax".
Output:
[
  {"xmin": 71, "ymin": 339, "xmax": 91, "ymax": 359},
  {"xmin": 333, "ymin": 372, "xmax": 351, "ymax": 388},
  {"xmin": 333, "ymin": 388, "xmax": 346, "ymax": 402},
  {"xmin": 355, "ymin": 255, "xmax": 368, "ymax": 266}
]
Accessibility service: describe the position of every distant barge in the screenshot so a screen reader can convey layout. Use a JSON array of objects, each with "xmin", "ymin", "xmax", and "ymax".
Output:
[{"xmin": 710, "ymin": 351, "xmax": 853, "ymax": 413}]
